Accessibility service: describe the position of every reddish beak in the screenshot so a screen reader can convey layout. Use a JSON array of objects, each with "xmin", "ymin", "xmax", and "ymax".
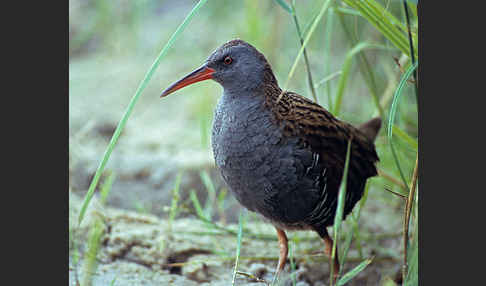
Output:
[{"xmin": 160, "ymin": 65, "xmax": 215, "ymax": 97}]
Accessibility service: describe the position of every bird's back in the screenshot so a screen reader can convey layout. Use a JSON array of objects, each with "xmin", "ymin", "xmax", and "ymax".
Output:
[
  {"xmin": 212, "ymin": 82, "xmax": 380, "ymax": 232},
  {"xmin": 265, "ymin": 91, "xmax": 380, "ymax": 229}
]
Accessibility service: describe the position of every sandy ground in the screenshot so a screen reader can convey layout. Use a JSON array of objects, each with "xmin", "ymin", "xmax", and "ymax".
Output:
[{"xmin": 69, "ymin": 187, "xmax": 402, "ymax": 286}]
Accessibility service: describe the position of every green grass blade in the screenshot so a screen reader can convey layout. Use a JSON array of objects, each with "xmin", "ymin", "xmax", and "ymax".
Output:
[
  {"xmin": 404, "ymin": 208, "xmax": 418, "ymax": 285},
  {"xmin": 314, "ymin": 71, "xmax": 341, "ymax": 89},
  {"xmin": 232, "ymin": 210, "xmax": 245, "ymax": 286},
  {"xmin": 289, "ymin": 242, "xmax": 297, "ymax": 286},
  {"xmin": 335, "ymin": 6, "xmax": 361, "ymax": 17},
  {"xmin": 99, "ymin": 172, "xmax": 115, "ymax": 204},
  {"xmin": 407, "ymin": 1, "xmax": 418, "ymax": 18},
  {"xmin": 217, "ymin": 188, "xmax": 228, "ymax": 223},
  {"xmin": 200, "ymin": 170, "xmax": 217, "ymax": 218},
  {"xmin": 190, "ymin": 189, "xmax": 207, "ymax": 220},
  {"xmin": 344, "ymin": 0, "xmax": 409, "ymax": 55},
  {"xmin": 335, "ymin": 10, "xmax": 383, "ymax": 119},
  {"xmin": 333, "ymin": 139, "xmax": 352, "ymax": 235},
  {"xmin": 387, "ymin": 61, "xmax": 418, "ymax": 189},
  {"xmin": 331, "ymin": 138, "xmax": 352, "ymax": 285},
  {"xmin": 354, "ymin": 181, "xmax": 371, "ymax": 259},
  {"xmin": 323, "ymin": 8, "xmax": 335, "ymax": 108},
  {"xmin": 80, "ymin": 171, "xmax": 115, "ymax": 286},
  {"xmin": 77, "ymin": 0, "xmax": 209, "ymax": 226},
  {"xmin": 340, "ymin": 181, "xmax": 370, "ymax": 270},
  {"xmin": 281, "ymin": 0, "xmax": 332, "ymax": 93},
  {"xmin": 290, "ymin": 0, "xmax": 318, "ymax": 103},
  {"xmin": 402, "ymin": 0, "xmax": 419, "ymax": 103},
  {"xmin": 392, "ymin": 125, "xmax": 418, "ymax": 151},
  {"xmin": 81, "ymin": 219, "xmax": 105, "ymax": 286},
  {"xmin": 337, "ymin": 258, "xmax": 373, "ymax": 286},
  {"xmin": 168, "ymin": 172, "xmax": 183, "ymax": 232},
  {"xmin": 333, "ymin": 42, "xmax": 390, "ymax": 116},
  {"xmin": 342, "ymin": 0, "xmax": 416, "ymax": 59},
  {"xmin": 340, "ymin": 219, "xmax": 355, "ymax": 275},
  {"xmin": 273, "ymin": 0, "xmax": 292, "ymax": 13},
  {"xmin": 302, "ymin": 5, "xmax": 324, "ymax": 38}
]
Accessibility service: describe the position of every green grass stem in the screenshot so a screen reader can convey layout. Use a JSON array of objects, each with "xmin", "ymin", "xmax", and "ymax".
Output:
[
  {"xmin": 200, "ymin": 170, "xmax": 217, "ymax": 219},
  {"xmin": 290, "ymin": 0, "xmax": 319, "ymax": 103},
  {"xmin": 80, "ymin": 172, "xmax": 115, "ymax": 286},
  {"xmin": 392, "ymin": 125, "xmax": 417, "ymax": 151},
  {"xmin": 190, "ymin": 190, "xmax": 207, "ymax": 220},
  {"xmin": 387, "ymin": 61, "xmax": 418, "ymax": 190},
  {"xmin": 404, "ymin": 207, "xmax": 418, "ymax": 285},
  {"xmin": 331, "ymin": 138, "xmax": 352, "ymax": 286},
  {"xmin": 333, "ymin": 42, "xmax": 390, "ymax": 116},
  {"xmin": 323, "ymin": 8, "xmax": 335, "ymax": 108},
  {"xmin": 402, "ymin": 0, "xmax": 418, "ymax": 104},
  {"xmin": 78, "ymin": 0, "xmax": 209, "ymax": 226},
  {"xmin": 99, "ymin": 172, "xmax": 115, "ymax": 204},
  {"xmin": 168, "ymin": 172, "xmax": 182, "ymax": 232},
  {"xmin": 337, "ymin": 258, "xmax": 373, "ymax": 286},
  {"xmin": 280, "ymin": 0, "xmax": 332, "ymax": 99},
  {"xmin": 314, "ymin": 71, "xmax": 342, "ymax": 89},
  {"xmin": 340, "ymin": 181, "xmax": 370, "ymax": 271},
  {"xmin": 273, "ymin": 0, "xmax": 292, "ymax": 13},
  {"xmin": 80, "ymin": 219, "xmax": 104, "ymax": 286},
  {"xmin": 402, "ymin": 154, "xmax": 418, "ymax": 282},
  {"xmin": 232, "ymin": 210, "xmax": 245, "ymax": 286},
  {"xmin": 335, "ymin": 4, "xmax": 384, "ymax": 119},
  {"xmin": 342, "ymin": 0, "xmax": 413, "ymax": 58}
]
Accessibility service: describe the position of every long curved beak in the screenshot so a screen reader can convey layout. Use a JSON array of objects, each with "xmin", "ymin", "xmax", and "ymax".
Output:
[{"xmin": 160, "ymin": 64, "xmax": 215, "ymax": 98}]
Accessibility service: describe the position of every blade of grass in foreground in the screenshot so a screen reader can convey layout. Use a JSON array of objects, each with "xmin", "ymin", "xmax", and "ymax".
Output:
[
  {"xmin": 279, "ymin": 0, "xmax": 332, "ymax": 101},
  {"xmin": 168, "ymin": 172, "xmax": 182, "ymax": 233},
  {"xmin": 342, "ymin": 0, "xmax": 414, "ymax": 58},
  {"xmin": 402, "ymin": 0, "xmax": 418, "ymax": 103},
  {"xmin": 78, "ymin": 0, "xmax": 209, "ymax": 226},
  {"xmin": 290, "ymin": 0, "xmax": 318, "ymax": 103},
  {"xmin": 330, "ymin": 138, "xmax": 352, "ymax": 286},
  {"xmin": 232, "ymin": 210, "xmax": 245, "ymax": 286},
  {"xmin": 322, "ymin": 7, "xmax": 335, "ymax": 108},
  {"xmin": 402, "ymin": 153, "xmax": 418, "ymax": 282},
  {"xmin": 337, "ymin": 258, "xmax": 373, "ymax": 286},
  {"xmin": 340, "ymin": 181, "xmax": 370, "ymax": 272},
  {"xmin": 190, "ymin": 190, "xmax": 207, "ymax": 220},
  {"xmin": 80, "ymin": 172, "xmax": 115, "ymax": 286},
  {"xmin": 404, "ymin": 210, "xmax": 418, "ymax": 285},
  {"xmin": 200, "ymin": 170, "xmax": 217, "ymax": 219},
  {"xmin": 273, "ymin": 0, "xmax": 292, "ymax": 13},
  {"xmin": 387, "ymin": 61, "xmax": 418, "ymax": 190}
]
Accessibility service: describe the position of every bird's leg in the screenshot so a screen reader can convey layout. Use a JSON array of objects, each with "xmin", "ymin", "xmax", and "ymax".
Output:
[
  {"xmin": 272, "ymin": 227, "xmax": 288, "ymax": 284},
  {"xmin": 322, "ymin": 231, "xmax": 340, "ymax": 284}
]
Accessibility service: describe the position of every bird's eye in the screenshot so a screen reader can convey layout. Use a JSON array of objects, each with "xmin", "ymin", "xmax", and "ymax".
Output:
[{"xmin": 223, "ymin": 56, "xmax": 232, "ymax": 65}]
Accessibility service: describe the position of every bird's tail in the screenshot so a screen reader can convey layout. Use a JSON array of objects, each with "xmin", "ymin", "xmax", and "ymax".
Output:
[{"xmin": 358, "ymin": 117, "xmax": 382, "ymax": 142}]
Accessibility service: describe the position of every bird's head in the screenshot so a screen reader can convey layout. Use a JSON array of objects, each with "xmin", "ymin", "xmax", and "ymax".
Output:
[{"xmin": 161, "ymin": 39, "xmax": 277, "ymax": 97}]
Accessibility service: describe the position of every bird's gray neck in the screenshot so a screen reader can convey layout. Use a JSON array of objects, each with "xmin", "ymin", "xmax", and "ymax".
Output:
[
  {"xmin": 221, "ymin": 79, "xmax": 263, "ymax": 95},
  {"xmin": 212, "ymin": 88, "xmax": 271, "ymax": 146},
  {"xmin": 222, "ymin": 88, "xmax": 262, "ymax": 102}
]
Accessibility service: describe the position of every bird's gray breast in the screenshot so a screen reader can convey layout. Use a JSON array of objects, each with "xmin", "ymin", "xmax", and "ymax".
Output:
[
  {"xmin": 211, "ymin": 92, "xmax": 323, "ymax": 225},
  {"xmin": 211, "ymin": 93, "xmax": 277, "ymax": 211}
]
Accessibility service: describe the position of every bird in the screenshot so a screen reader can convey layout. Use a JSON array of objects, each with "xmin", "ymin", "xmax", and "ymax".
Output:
[{"xmin": 161, "ymin": 39, "xmax": 381, "ymax": 283}]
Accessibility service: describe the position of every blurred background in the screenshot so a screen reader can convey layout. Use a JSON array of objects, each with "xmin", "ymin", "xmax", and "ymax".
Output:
[{"xmin": 69, "ymin": 0, "xmax": 418, "ymax": 285}]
